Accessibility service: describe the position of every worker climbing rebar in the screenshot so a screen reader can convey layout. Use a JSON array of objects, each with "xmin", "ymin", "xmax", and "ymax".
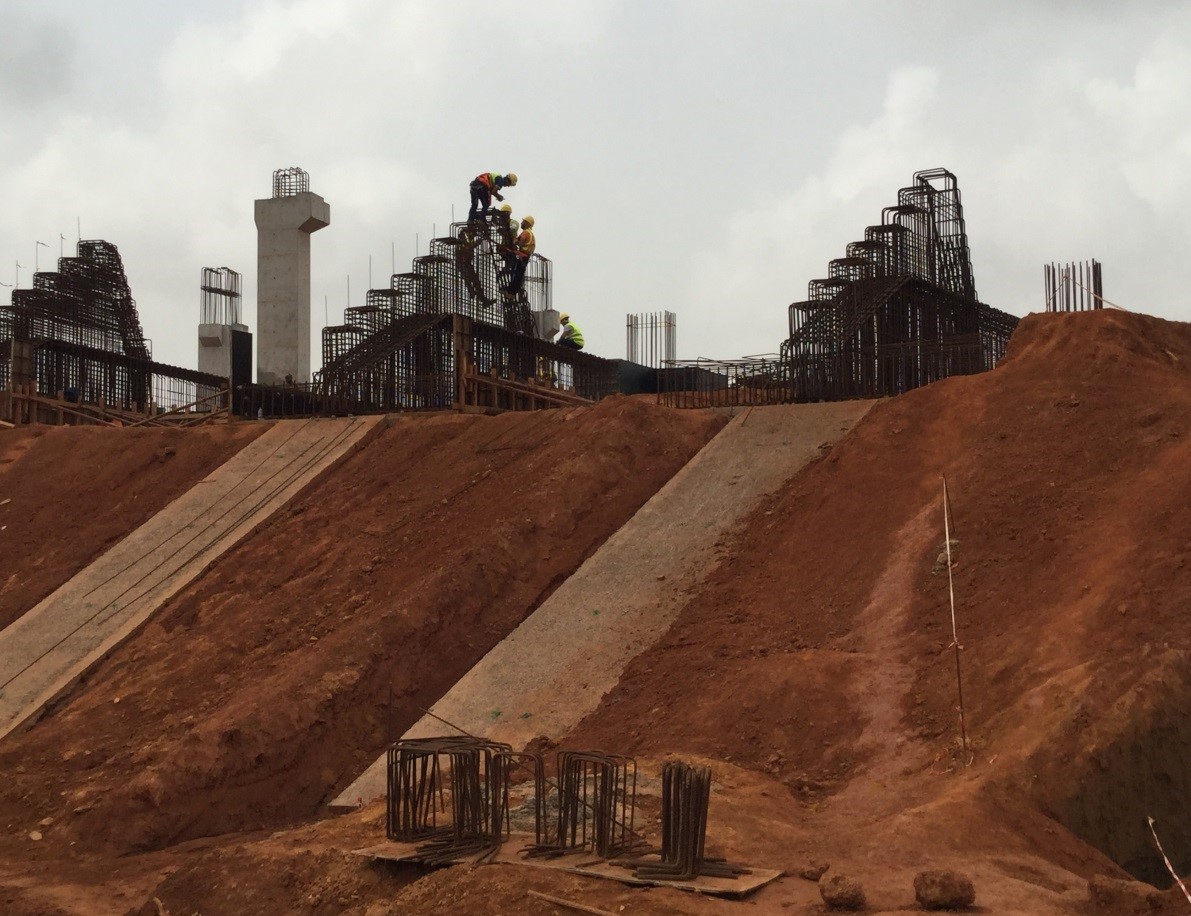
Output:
[
  {"xmin": 468, "ymin": 172, "xmax": 517, "ymax": 222},
  {"xmin": 557, "ymin": 312, "xmax": 584, "ymax": 350},
  {"xmin": 454, "ymin": 222, "xmax": 495, "ymax": 307}
]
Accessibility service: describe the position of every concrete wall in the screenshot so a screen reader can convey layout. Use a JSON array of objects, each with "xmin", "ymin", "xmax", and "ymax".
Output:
[
  {"xmin": 198, "ymin": 322, "xmax": 249, "ymax": 379},
  {"xmin": 254, "ymin": 192, "xmax": 330, "ymax": 385}
]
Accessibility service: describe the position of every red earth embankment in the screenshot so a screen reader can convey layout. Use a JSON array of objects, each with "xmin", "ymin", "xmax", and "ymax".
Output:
[
  {"xmin": 0, "ymin": 397, "xmax": 725, "ymax": 866},
  {"xmin": 562, "ymin": 309, "xmax": 1191, "ymax": 905},
  {"xmin": 6, "ymin": 310, "xmax": 1191, "ymax": 915},
  {"xmin": 0, "ymin": 423, "xmax": 267, "ymax": 630}
]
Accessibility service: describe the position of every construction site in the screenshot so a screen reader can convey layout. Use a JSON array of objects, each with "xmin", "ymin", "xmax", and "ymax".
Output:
[{"xmin": 1, "ymin": 166, "xmax": 1189, "ymax": 915}]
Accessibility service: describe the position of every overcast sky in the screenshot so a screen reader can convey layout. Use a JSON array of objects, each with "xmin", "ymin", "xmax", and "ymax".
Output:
[{"xmin": 2, "ymin": 0, "xmax": 1189, "ymax": 371}]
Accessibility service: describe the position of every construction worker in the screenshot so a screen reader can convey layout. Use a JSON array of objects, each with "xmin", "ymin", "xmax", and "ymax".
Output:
[
  {"xmin": 557, "ymin": 313, "xmax": 584, "ymax": 350},
  {"xmin": 506, "ymin": 215, "xmax": 535, "ymax": 295},
  {"xmin": 499, "ymin": 203, "xmax": 518, "ymax": 241},
  {"xmin": 468, "ymin": 172, "xmax": 517, "ymax": 222}
]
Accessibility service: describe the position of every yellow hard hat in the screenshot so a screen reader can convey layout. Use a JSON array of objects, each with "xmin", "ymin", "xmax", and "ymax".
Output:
[
  {"xmin": 500, "ymin": 203, "xmax": 512, "ymax": 213},
  {"xmin": 506, "ymin": 172, "xmax": 518, "ymax": 186},
  {"xmin": 521, "ymin": 215, "xmax": 535, "ymax": 229},
  {"xmin": 560, "ymin": 312, "xmax": 570, "ymax": 322}
]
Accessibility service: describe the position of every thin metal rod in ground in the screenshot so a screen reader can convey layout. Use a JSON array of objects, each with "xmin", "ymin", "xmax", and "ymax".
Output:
[
  {"xmin": 526, "ymin": 890, "xmax": 617, "ymax": 916},
  {"xmin": 1147, "ymin": 817, "xmax": 1191, "ymax": 906},
  {"xmin": 942, "ymin": 475, "xmax": 969, "ymax": 755}
]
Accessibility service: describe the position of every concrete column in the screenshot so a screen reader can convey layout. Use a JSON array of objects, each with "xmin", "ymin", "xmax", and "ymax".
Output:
[{"xmin": 254, "ymin": 192, "xmax": 330, "ymax": 384}]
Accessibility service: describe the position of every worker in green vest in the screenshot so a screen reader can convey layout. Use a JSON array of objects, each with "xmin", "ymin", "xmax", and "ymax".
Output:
[{"xmin": 557, "ymin": 313, "xmax": 584, "ymax": 350}]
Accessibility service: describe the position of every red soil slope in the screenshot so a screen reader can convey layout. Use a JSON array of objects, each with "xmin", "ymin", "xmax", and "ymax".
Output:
[
  {"xmin": 5, "ymin": 310, "xmax": 1191, "ymax": 915},
  {"xmin": 0, "ymin": 424, "xmax": 266, "ymax": 630},
  {"xmin": 562, "ymin": 309, "xmax": 1191, "ymax": 904},
  {"xmin": 0, "ymin": 397, "xmax": 724, "ymax": 867}
]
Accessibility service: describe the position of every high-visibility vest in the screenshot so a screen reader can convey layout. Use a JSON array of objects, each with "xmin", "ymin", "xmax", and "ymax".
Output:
[
  {"xmin": 563, "ymin": 321, "xmax": 584, "ymax": 347},
  {"xmin": 476, "ymin": 173, "xmax": 504, "ymax": 189},
  {"xmin": 516, "ymin": 228, "xmax": 536, "ymax": 258}
]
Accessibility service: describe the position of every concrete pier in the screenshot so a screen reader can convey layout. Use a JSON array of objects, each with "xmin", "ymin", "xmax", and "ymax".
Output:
[{"xmin": 255, "ymin": 170, "xmax": 329, "ymax": 385}]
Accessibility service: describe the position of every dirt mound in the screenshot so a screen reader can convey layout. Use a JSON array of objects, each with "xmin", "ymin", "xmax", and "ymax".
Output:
[
  {"xmin": 564, "ymin": 310, "xmax": 1191, "ymax": 887},
  {"xmin": 0, "ymin": 397, "xmax": 724, "ymax": 861},
  {"xmin": 0, "ymin": 424, "xmax": 266, "ymax": 630},
  {"xmin": 4, "ymin": 310, "xmax": 1191, "ymax": 913}
]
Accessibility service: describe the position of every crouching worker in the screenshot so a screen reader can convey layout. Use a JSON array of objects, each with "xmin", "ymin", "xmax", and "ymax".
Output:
[
  {"xmin": 557, "ymin": 313, "xmax": 584, "ymax": 350},
  {"xmin": 468, "ymin": 171, "xmax": 517, "ymax": 221}
]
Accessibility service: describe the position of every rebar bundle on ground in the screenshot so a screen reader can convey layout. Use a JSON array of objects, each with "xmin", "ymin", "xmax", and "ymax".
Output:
[
  {"xmin": 626, "ymin": 761, "xmax": 750, "ymax": 882},
  {"xmin": 385, "ymin": 737, "xmax": 546, "ymax": 864}
]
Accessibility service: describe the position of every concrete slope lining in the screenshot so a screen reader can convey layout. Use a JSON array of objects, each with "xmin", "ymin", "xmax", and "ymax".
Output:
[
  {"xmin": 0, "ymin": 416, "xmax": 385, "ymax": 743},
  {"xmin": 333, "ymin": 401, "xmax": 873, "ymax": 808}
]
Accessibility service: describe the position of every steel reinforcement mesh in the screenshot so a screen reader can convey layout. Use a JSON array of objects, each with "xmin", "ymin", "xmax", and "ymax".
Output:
[
  {"xmin": 286, "ymin": 208, "xmax": 605, "ymax": 417},
  {"xmin": 320, "ymin": 210, "xmax": 550, "ymax": 376},
  {"xmin": 2, "ymin": 240, "xmax": 224, "ymax": 412},
  {"xmin": 658, "ymin": 356, "xmax": 787, "ymax": 409},
  {"xmin": 776, "ymin": 168, "xmax": 1018, "ymax": 403}
]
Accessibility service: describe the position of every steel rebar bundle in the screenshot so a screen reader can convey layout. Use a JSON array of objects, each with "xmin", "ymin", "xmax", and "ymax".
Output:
[
  {"xmin": 627, "ymin": 761, "xmax": 749, "ymax": 882},
  {"xmin": 523, "ymin": 750, "xmax": 643, "ymax": 861},
  {"xmin": 385, "ymin": 737, "xmax": 546, "ymax": 864},
  {"xmin": 1044, "ymin": 260, "xmax": 1103, "ymax": 312}
]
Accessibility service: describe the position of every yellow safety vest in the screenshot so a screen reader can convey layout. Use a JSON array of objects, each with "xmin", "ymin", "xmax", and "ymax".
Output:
[{"xmin": 563, "ymin": 321, "xmax": 584, "ymax": 347}]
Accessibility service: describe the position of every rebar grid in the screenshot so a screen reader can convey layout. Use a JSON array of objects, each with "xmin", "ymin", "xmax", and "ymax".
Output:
[
  {"xmin": 1044, "ymin": 260, "xmax": 1103, "ymax": 312},
  {"xmin": 775, "ymin": 168, "xmax": 1019, "ymax": 404},
  {"xmin": 626, "ymin": 311, "xmax": 676, "ymax": 367},
  {"xmin": 658, "ymin": 356, "xmax": 785, "ymax": 409},
  {"xmin": 1, "ymin": 240, "xmax": 225, "ymax": 417},
  {"xmin": 272, "ymin": 167, "xmax": 309, "ymax": 198},
  {"xmin": 200, "ymin": 267, "xmax": 242, "ymax": 326},
  {"xmin": 258, "ymin": 205, "xmax": 618, "ymax": 417}
]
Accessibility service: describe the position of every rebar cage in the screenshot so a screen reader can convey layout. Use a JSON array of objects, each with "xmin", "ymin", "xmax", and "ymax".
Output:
[
  {"xmin": 1044, "ymin": 260, "xmax": 1103, "ymax": 312},
  {"xmin": 272, "ymin": 167, "xmax": 310, "ymax": 198},
  {"xmin": 241, "ymin": 209, "xmax": 618, "ymax": 417},
  {"xmin": 626, "ymin": 311, "xmax": 676, "ymax": 367},
  {"xmin": 1, "ymin": 240, "xmax": 225, "ymax": 417},
  {"xmin": 778, "ymin": 168, "xmax": 1019, "ymax": 403},
  {"xmin": 200, "ymin": 267, "xmax": 242, "ymax": 326}
]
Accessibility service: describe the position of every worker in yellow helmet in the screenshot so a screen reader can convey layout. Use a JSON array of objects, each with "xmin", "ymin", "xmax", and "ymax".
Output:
[
  {"xmin": 468, "ymin": 172, "xmax": 518, "ymax": 222},
  {"xmin": 506, "ymin": 215, "xmax": 536, "ymax": 295},
  {"xmin": 557, "ymin": 312, "xmax": 584, "ymax": 351},
  {"xmin": 498, "ymin": 203, "xmax": 520, "ymax": 250}
]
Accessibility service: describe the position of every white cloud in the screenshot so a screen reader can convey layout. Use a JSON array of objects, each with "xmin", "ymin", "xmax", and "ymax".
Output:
[{"xmin": 1, "ymin": 0, "xmax": 1190, "ymax": 373}]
